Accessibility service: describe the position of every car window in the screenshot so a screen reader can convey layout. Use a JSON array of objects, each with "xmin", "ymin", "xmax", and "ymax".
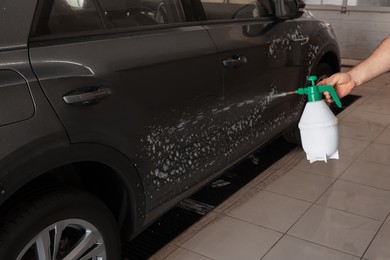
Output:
[
  {"xmin": 99, "ymin": 0, "xmax": 185, "ymax": 28},
  {"xmin": 31, "ymin": 0, "xmax": 186, "ymax": 37},
  {"xmin": 32, "ymin": 0, "xmax": 104, "ymax": 36},
  {"xmin": 200, "ymin": 0, "xmax": 274, "ymax": 21}
]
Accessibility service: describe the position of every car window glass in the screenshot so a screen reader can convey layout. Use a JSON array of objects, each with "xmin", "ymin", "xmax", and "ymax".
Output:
[
  {"xmin": 31, "ymin": 0, "xmax": 186, "ymax": 37},
  {"xmin": 99, "ymin": 0, "xmax": 185, "ymax": 28},
  {"xmin": 32, "ymin": 0, "xmax": 104, "ymax": 36},
  {"xmin": 200, "ymin": 0, "xmax": 274, "ymax": 21},
  {"xmin": 100, "ymin": 0, "xmax": 184, "ymax": 27}
]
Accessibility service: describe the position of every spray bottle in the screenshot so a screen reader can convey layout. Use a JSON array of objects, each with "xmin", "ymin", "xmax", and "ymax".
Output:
[{"xmin": 293, "ymin": 75, "xmax": 342, "ymax": 163}]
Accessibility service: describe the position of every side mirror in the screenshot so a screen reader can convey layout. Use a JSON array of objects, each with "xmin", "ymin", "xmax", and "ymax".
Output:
[{"xmin": 275, "ymin": 0, "xmax": 305, "ymax": 20}]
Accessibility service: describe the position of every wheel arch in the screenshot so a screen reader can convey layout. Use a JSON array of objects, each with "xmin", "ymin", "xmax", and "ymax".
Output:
[
  {"xmin": 0, "ymin": 142, "xmax": 146, "ymax": 240},
  {"xmin": 318, "ymin": 50, "xmax": 341, "ymax": 74}
]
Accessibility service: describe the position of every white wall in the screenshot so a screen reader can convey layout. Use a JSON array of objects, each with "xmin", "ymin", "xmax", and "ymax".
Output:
[{"xmin": 308, "ymin": 9, "xmax": 390, "ymax": 60}]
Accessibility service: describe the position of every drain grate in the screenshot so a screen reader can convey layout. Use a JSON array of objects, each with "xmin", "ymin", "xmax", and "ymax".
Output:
[
  {"xmin": 122, "ymin": 95, "xmax": 361, "ymax": 259},
  {"xmin": 122, "ymin": 206, "xmax": 204, "ymax": 259}
]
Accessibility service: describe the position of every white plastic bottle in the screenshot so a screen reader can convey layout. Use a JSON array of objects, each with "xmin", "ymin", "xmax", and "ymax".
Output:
[{"xmin": 295, "ymin": 76, "xmax": 342, "ymax": 163}]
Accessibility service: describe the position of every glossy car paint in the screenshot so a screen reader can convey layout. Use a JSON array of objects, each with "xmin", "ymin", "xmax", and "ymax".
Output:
[
  {"xmin": 29, "ymin": 26, "xmax": 225, "ymax": 217},
  {"xmin": 204, "ymin": 19, "xmax": 304, "ymax": 166},
  {"xmin": 0, "ymin": 0, "xmax": 146, "ymax": 237},
  {"xmin": 0, "ymin": 0, "xmax": 340, "ymax": 240}
]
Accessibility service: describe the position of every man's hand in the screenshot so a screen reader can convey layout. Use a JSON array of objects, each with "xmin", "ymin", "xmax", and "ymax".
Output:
[{"xmin": 318, "ymin": 72, "xmax": 357, "ymax": 103}]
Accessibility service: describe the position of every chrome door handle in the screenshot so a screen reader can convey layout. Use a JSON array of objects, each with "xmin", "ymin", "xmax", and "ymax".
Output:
[
  {"xmin": 223, "ymin": 55, "xmax": 248, "ymax": 68},
  {"xmin": 63, "ymin": 86, "xmax": 112, "ymax": 105}
]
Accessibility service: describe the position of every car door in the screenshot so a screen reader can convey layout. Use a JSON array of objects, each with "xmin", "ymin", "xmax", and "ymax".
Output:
[
  {"xmin": 29, "ymin": 0, "xmax": 225, "ymax": 214},
  {"xmin": 198, "ymin": 0, "xmax": 305, "ymax": 165}
]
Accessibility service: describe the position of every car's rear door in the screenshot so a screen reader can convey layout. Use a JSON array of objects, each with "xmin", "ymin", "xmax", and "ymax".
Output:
[
  {"xmin": 198, "ymin": 0, "xmax": 305, "ymax": 165},
  {"xmin": 29, "ymin": 0, "xmax": 224, "ymax": 215}
]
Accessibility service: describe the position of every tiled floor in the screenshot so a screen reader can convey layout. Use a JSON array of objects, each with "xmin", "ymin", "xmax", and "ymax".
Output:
[{"xmin": 150, "ymin": 71, "xmax": 390, "ymax": 260}]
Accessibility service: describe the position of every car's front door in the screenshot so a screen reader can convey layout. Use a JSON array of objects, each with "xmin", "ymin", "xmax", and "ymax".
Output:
[
  {"xmin": 198, "ymin": 0, "xmax": 305, "ymax": 165},
  {"xmin": 29, "ymin": 0, "xmax": 224, "ymax": 215}
]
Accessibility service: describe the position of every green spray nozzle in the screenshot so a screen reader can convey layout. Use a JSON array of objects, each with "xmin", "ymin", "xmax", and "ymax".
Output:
[{"xmin": 295, "ymin": 76, "xmax": 342, "ymax": 108}]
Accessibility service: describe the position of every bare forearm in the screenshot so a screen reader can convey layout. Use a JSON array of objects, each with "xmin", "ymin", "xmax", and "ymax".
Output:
[{"xmin": 348, "ymin": 35, "xmax": 390, "ymax": 86}]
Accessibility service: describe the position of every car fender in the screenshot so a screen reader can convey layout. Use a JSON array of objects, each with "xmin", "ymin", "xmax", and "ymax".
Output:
[
  {"xmin": 0, "ymin": 140, "xmax": 146, "ymax": 237},
  {"xmin": 312, "ymin": 23, "xmax": 341, "ymax": 72}
]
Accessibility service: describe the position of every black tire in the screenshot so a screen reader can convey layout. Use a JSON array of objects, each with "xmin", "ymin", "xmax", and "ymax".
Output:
[
  {"xmin": 314, "ymin": 62, "xmax": 334, "ymax": 83},
  {"xmin": 0, "ymin": 189, "xmax": 121, "ymax": 260},
  {"xmin": 283, "ymin": 62, "xmax": 335, "ymax": 145},
  {"xmin": 283, "ymin": 124, "xmax": 302, "ymax": 145}
]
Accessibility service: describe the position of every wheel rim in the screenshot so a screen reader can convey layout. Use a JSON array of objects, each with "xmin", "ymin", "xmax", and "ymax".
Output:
[{"xmin": 16, "ymin": 219, "xmax": 106, "ymax": 260}]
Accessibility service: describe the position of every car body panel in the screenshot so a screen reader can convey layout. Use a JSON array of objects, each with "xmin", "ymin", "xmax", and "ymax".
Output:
[
  {"xmin": 0, "ymin": 49, "xmax": 69, "ymax": 203},
  {"xmin": 29, "ymin": 26, "xmax": 225, "ymax": 213},
  {"xmin": 203, "ymin": 18, "xmax": 307, "ymax": 166},
  {"xmin": 0, "ymin": 70, "xmax": 35, "ymax": 127}
]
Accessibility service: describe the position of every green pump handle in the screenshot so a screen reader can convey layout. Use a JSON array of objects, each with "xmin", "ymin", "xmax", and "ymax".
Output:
[{"xmin": 295, "ymin": 76, "xmax": 342, "ymax": 108}]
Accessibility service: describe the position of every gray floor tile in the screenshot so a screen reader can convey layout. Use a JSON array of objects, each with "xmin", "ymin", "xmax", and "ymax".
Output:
[
  {"xmin": 164, "ymin": 248, "xmax": 212, "ymax": 260},
  {"xmin": 225, "ymin": 190, "xmax": 311, "ymax": 233},
  {"xmin": 294, "ymin": 155, "xmax": 354, "ymax": 178},
  {"xmin": 182, "ymin": 215, "xmax": 282, "ymax": 260},
  {"xmin": 341, "ymin": 160, "xmax": 390, "ymax": 191},
  {"xmin": 358, "ymin": 96, "xmax": 390, "ymax": 115},
  {"xmin": 339, "ymin": 137, "xmax": 371, "ymax": 159},
  {"xmin": 339, "ymin": 111, "xmax": 390, "ymax": 141},
  {"xmin": 374, "ymin": 127, "xmax": 390, "ymax": 145},
  {"xmin": 317, "ymin": 180, "xmax": 390, "ymax": 221},
  {"xmin": 359, "ymin": 143, "xmax": 390, "ymax": 166},
  {"xmin": 288, "ymin": 205, "xmax": 381, "ymax": 257},
  {"xmin": 263, "ymin": 169, "xmax": 335, "ymax": 202},
  {"xmin": 262, "ymin": 235, "xmax": 360, "ymax": 260},
  {"xmin": 364, "ymin": 216, "xmax": 390, "ymax": 260}
]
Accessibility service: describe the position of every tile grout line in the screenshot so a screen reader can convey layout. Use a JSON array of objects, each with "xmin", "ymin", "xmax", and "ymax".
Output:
[
  {"xmin": 313, "ymin": 203, "xmax": 386, "ymax": 222},
  {"xmin": 258, "ymin": 109, "xmax": 363, "ymax": 258},
  {"xmin": 359, "ymin": 212, "xmax": 390, "ymax": 260},
  {"xmin": 339, "ymin": 178, "xmax": 390, "ymax": 193},
  {"xmin": 219, "ymin": 211, "xmax": 286, "ymax": 235},
  {"xmin": 277, "ymin": 115, "xmax": 390, "ymax": 257},
  {"xmin": 258, "ymin": 231, "xmax": 285, "ymax": 260},
  {"xmin": 286, "ymin": 103, "xmax": 390, "ymax": 258},
  {"xmin": 171, "ymin": 211, "xmax": 224, "ymax": 247},
  {"xmin": 354, "ymin": 126, "xmax": 390, "ymax": 167},
  {"xmin": 261, "ymin": 137, "xmax": 362, "ymax": 259},
  {"xmin": 286, "ymin": 233, "xmax": 364, "ymax": 259},
  {"xmin": 261, "ymin": 98, "xmax": 384, "ymax": 259},
  {"xmin": 162, "ymin": 245, "xmax": 215, "ymax": 260},
  {"xmin": 259, "ymin": 168, "xmax": 342, "ymax": 259}
]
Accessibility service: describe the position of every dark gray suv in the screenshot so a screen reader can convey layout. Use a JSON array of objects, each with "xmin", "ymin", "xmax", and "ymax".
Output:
[{"xmin": 0, "ymin": 0, "xmax": 339, "ymax": 259}]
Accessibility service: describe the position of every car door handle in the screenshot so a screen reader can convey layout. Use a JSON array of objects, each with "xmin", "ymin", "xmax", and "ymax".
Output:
[
  {"xmin": 63, "ymin": 86, "xmax": 112, "ymax": 105},
  {"xmin": 292, "ymin": 37, "xmax": 309, "ymax": 45},
  {"xmin": 223, "ymin": 55, "xmax": 247, "ymax": 68}
]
